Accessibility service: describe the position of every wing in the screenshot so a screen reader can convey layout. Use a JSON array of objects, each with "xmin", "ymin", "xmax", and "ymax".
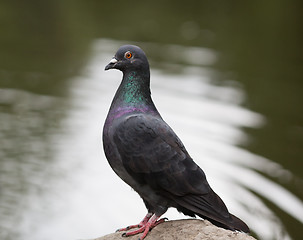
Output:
[
  {"xmin": 112, "ymin": 114, "xmax": 246, "ymax": 230},
  {"xmin": 113, "ymin": 114, "xmax": 249, "ymax": 232},
  {"xmin": 113, "ymin": 114, "xmax": 210, "ymax": 196}
]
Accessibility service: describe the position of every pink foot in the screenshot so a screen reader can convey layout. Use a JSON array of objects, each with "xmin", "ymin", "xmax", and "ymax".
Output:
[
  {"xmin": 116, "ymin": 213, "xmax": 152, "ymax": 232},
  {"xmin": 121, "ymin": 215, "xmax": 167, "ymax": 240}
]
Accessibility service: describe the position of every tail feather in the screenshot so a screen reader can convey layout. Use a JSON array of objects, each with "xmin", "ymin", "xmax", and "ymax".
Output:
[
  {"xmin": 229, "ymin": 214, "xmax": 250, "ymax": 233},
  {"xmin": 172, "ymin": 192, "xmax": 250, "ymax": 233}
]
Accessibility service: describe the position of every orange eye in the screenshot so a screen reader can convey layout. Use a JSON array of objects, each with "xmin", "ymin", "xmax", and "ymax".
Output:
[{"xmin": 125, "ymin": 51, "xmax": 132, "ymax": 59}]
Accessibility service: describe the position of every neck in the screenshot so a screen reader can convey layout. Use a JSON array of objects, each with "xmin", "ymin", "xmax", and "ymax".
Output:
[{"xmin": 108, "ymin": 70, "xmax": 157, "ymax": 117}]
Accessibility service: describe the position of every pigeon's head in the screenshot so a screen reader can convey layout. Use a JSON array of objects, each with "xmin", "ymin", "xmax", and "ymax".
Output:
[{"xmin": 105, "ymin": 45, "xmax": 149, "ymax": 73}]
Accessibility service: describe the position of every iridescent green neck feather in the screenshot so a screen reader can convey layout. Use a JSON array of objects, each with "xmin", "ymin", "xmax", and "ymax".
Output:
[
  {"xmin": 122, "ymin": 72, "xmax": 148, "ymax": 104},
  {"xmin": 110, "ymin": 71, "xmax": 154, "ymax": 112}
]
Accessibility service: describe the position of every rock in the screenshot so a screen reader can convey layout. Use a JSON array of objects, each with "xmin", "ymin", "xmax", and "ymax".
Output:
[{"xmin": 94, "ymin": 219, "xmax": 256, "ymax": 240}]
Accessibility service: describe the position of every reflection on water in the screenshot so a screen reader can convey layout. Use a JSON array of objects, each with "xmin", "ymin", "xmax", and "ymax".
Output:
[
  {"xmin": 0, "ymin": 88, "xmax": 65, "ymax": 239},
  {"xmin": 0, "ymin": 39, "xmax": 302, "ymax": 240}
]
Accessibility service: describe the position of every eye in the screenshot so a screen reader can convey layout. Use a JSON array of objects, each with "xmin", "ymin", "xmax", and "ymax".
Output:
[{"xmin": 124, "ymin": 51, "xmax": 132, "ymax": 59}]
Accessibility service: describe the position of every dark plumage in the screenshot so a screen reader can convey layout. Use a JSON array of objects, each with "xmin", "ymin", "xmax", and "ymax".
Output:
[{"xmin": 103, "ymin": 45, "xmax": 249, "ymax": 239}]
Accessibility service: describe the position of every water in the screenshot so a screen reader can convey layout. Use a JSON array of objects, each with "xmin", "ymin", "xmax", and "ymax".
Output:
[
  {"xmin": 1, "ymin": 39, "xmax": 302, "ymax": 240},
  {"xmin": 1, "ymin": 2, "xmax": 303, "ymax": 239}
]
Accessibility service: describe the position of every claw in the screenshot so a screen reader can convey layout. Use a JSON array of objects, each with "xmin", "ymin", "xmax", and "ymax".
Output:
[
  {"xmin": 115, "ymin": 213, "xmax": 152, "ymax": 232},
  {"xmin": 123, "ymin": 215, "xmax": 164, "ymax": 240},
  {"xmin": 115, "ymin": 213, "xmax": 166, "ymax": 240}
]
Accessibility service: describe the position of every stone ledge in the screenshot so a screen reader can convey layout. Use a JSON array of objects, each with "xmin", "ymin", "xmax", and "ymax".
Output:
[{"xmin": 94, "ymin": 219, "xmax": 256, "ymax": 240}]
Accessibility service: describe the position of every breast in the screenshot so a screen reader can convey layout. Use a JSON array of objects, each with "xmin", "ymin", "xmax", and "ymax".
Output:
[{"xmin": 103, "ymin": 115, "xmax": 140, "ymax": 188}]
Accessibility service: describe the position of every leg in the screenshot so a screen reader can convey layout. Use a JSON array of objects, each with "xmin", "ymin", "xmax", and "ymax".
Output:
[
  {"xmin": 122, "ymin": 214, "xmax": 167, "ymax": 240},
  {"xmin": 116, "ymin": 212, "xmax": 153, "ymax": 232}
]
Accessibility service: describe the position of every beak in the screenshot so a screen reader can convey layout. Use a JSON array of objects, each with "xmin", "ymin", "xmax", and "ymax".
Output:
[{"xmin": 105, "ymin": 58, "xmax": 118, "ymax": 70}]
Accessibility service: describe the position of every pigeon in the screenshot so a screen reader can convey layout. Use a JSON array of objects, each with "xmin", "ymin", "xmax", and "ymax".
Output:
[{"xmin": 103, "ymin": 45, "xmax": 250, "ymax": 240}]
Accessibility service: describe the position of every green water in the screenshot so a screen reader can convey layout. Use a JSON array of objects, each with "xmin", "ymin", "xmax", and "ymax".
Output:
[{"xmin": 0, "ymin": 1, "xmax": 302, "ymax": 239}]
